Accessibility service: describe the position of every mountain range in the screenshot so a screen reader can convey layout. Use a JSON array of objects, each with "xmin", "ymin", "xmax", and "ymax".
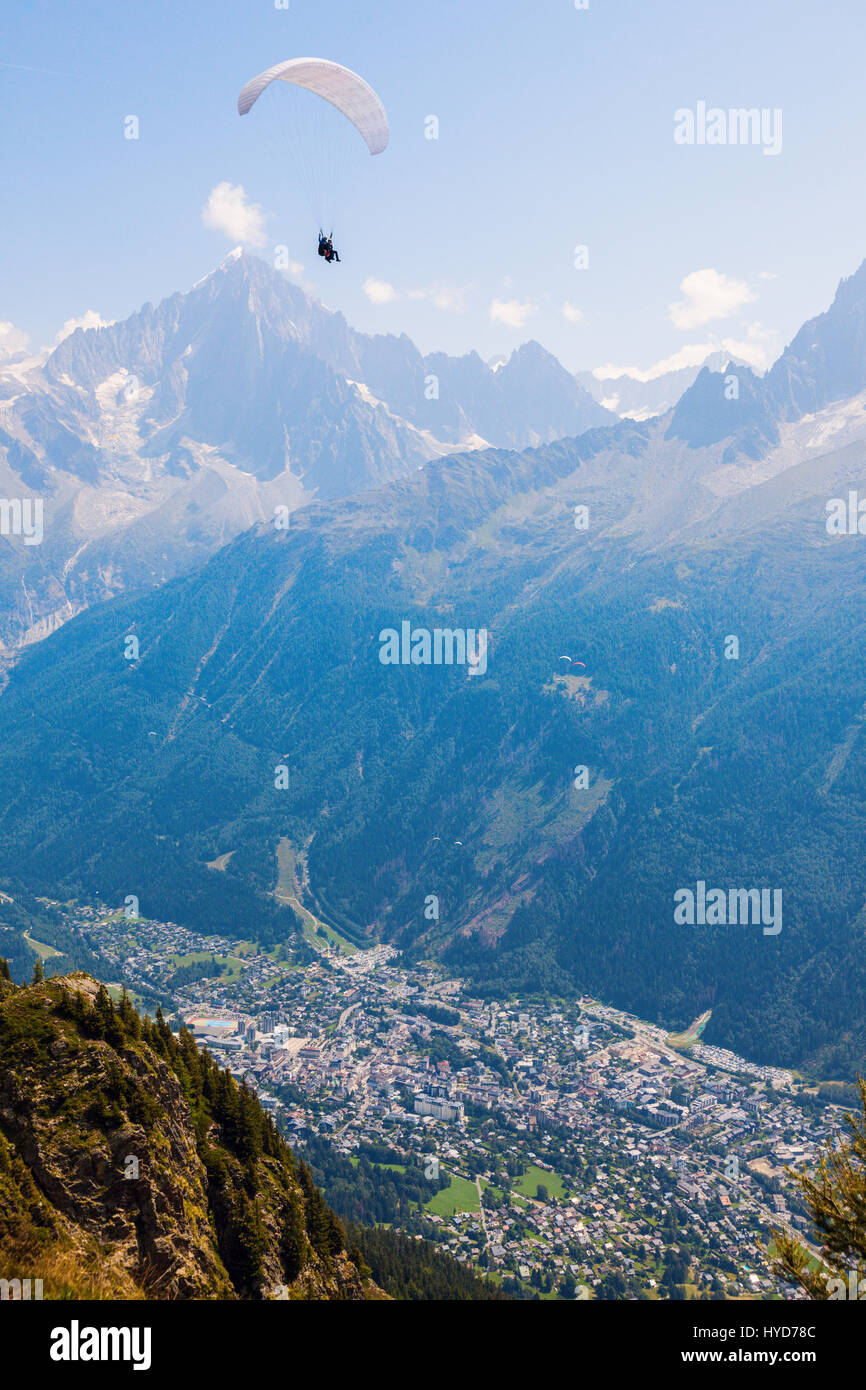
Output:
[{"xmin": 0, "ymin": 250, "xmax": 608, "ymax": 653}]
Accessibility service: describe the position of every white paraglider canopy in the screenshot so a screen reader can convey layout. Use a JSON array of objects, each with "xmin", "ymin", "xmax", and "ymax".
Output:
[{"xmin": 237, "ymin": 57, "xmax": 389, "ymax": 156}]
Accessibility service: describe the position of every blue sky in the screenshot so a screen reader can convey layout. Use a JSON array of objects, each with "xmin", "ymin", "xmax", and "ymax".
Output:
[{"xmin": 2, "ymin": 0, "xmax": 865, "ymax": 376}]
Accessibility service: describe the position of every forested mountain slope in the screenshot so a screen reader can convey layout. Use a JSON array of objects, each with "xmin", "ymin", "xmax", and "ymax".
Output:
[{"xmin": 0, "ymin": 966, "xmax": 380, "ymax": 1299}]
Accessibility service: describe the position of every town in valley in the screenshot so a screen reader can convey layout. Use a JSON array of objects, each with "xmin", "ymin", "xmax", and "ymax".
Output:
[{"xmin": 27, "ymin": 897, "xmax": 841, "ymax": 1301}]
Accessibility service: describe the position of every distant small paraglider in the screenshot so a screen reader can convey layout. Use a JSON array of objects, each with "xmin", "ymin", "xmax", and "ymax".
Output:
[{"xmin": 454, "ymin": 840, "xmax": 463, "ymax": 846}]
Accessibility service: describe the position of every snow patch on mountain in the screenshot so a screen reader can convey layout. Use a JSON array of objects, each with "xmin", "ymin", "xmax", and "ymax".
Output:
[{"xmin": 703, "ymin": 392, "xmax": 866, "ymax": 499}]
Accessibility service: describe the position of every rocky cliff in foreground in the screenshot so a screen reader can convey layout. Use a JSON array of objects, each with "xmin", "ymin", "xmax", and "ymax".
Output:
[{"xmin": 0, "ymin": 965, "xmax": 381, "ymax": 1300}]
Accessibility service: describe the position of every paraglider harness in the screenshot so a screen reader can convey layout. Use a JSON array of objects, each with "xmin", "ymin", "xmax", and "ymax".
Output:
[{"xmin": 318, "ymin": 231, "xmax": 340, "ymax": 264}]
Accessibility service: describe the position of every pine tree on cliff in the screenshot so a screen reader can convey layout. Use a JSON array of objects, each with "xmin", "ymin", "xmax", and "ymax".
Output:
[
  {"xmin": 94, "ymin": 983, "xmax": 125, "ymax": 1048},
  {"xmin": 280, "ymin": 1188, "xmax": 308, "ymax": 1281},
  {"xmin": 118, "ymin": 987, "xmax": 142, "ymax": 1040}
]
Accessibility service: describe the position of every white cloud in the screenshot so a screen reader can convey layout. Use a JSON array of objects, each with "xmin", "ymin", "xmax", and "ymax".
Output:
[
  {"xmin": 0, "ymin": 321, "xmax": 30, "ymax": 361},
  {"xmin": 593, "ymin": 321, "xmax": 779, "ymax": 383},
  {"xmin": 716, "ymin": 321, "xmax": 780, "ymax": 372},
  {"xmin": 669, "ymin": 268, "xmax": 756, "ymax": 330},
  {"xmin": 363, "ymin": 280, "xmax": 471, "ymax": 312},
  {"xmin": 55, "ymin": 310, "xmax": 110, "ymax": 344},
  {"xmin": 202, "ymin": 182, "xmax": 266, "ymax": 248},
  {"xmin": 408, "ymin": 284, "xmax": 469, "ymax": 313},
  {"xmin": 363, "ymin": 276, "xmax": 398, "ymax": 305},
  {"xmin": 562, "ymin": 301, "xmax": 584, "ymax": 324},
  {"xmin": 490, "ymin": 298, "xmax": 537, "ymax": 329},
  {"xmin": 593, "ymin": 345, "xmax": 718, "ymax": 382}
]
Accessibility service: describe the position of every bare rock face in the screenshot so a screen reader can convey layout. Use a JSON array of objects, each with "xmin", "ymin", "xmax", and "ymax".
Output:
[{"xmin": 0, "ymin": 971, "xmax": 378, "ymax": 1300}]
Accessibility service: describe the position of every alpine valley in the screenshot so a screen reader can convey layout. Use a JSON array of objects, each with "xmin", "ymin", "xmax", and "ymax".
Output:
[{"xmin": 3, "ymin": 256, "xmax": 866, "ymax": 1085}]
